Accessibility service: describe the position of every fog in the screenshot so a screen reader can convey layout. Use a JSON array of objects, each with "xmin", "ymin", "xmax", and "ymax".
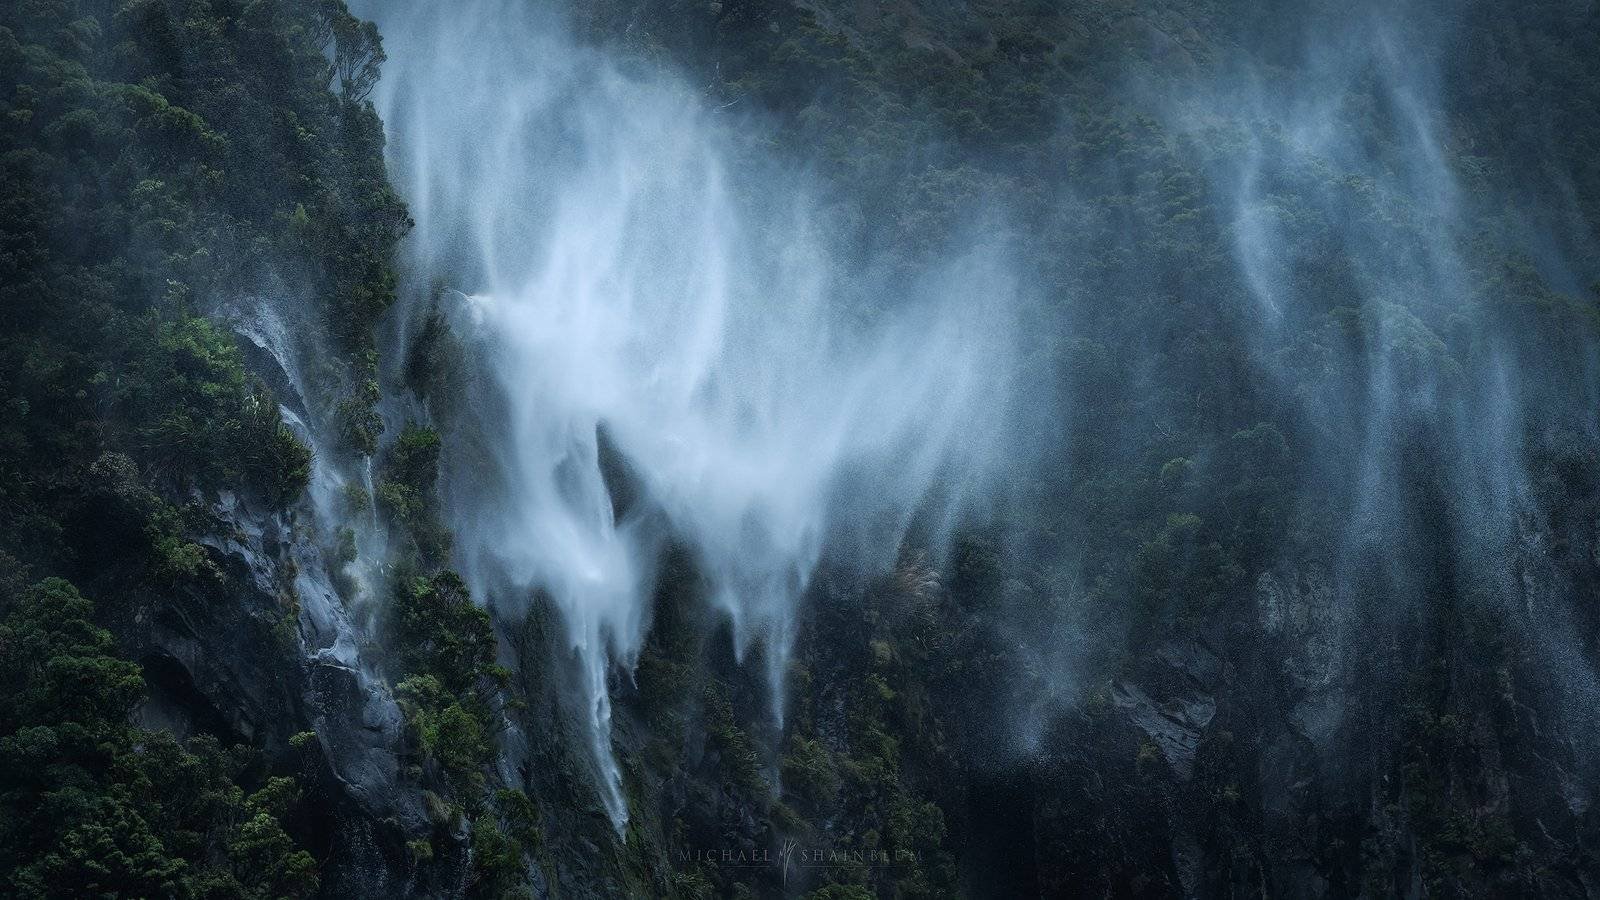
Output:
[{"xmin": 1163, "ymin": 2, "xmax": 1600, "ymax": 746}]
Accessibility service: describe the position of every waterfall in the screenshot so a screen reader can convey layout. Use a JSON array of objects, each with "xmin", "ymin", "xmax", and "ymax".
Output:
[
  {"xmin": 365, "ymin": 0, "xmax": 1021, "ymax": 827},
  {"xmin": 231, "ymin": 298, "xmax": 372, "ymax": 660},
  {"xmin": 1164, "ymin": 8, "xmax": 1600, "ymax": 746}
]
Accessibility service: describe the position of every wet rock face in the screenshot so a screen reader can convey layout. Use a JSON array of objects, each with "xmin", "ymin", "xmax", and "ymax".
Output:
[
  {"xmin": 117, "ymin": 493, "xmax": 307, "ymax": 756},
  {"xmin": 1255, "ymin": 565, "xmax": 1343, "ymax": 697},
  {"xmin": 112, "ymin": 466, "xmax": 1600, "ymax": 900},
  {"xmin": 195, "ymin": 493, "xmax": 410, "ymax": 813},
  {"xmin": 1112, "ymin": 640, "xmax": 1222, "ymax": 780},
  {"xmin": 303, "ymin": 659, "xmax": 409, "ymax": 821},
  {"xmin": 107, "ymin": 487, "xmax": 459, "ymax": 897},
  {"xmin": 1018, "ymin": 546, "xmax": 1600, "ymax": 898}
]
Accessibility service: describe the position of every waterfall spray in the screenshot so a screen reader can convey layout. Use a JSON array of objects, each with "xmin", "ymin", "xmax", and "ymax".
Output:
[{"xmin": 365, "ymin": 0, "xmax": 1020, "ymax": 827}]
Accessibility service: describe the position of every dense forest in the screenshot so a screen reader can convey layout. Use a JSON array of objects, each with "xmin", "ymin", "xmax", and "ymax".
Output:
[{"xmin": 2, "ymin": 0, "xmax": 1599, "ymax": 897}]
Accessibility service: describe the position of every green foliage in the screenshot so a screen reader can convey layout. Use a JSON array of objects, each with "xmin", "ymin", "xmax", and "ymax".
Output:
[
  {"xmin": 377, "ymin": 425, "xmax": 442, "ymax": 523},
  {"xmin": 0, "ymin": 577, "xmax": 316, "ymax": 899},
  {"xmin": 459, "ymin": 791, "xmax": 546, "ymax": 897},
  {"xmin": 342, "ymin": 480, "xmax": 373, "ymax": 518},
  {"xmin": 466, "ymin": 815, "xmax": 532, "ymax": 900},
  {"xmin": 780, "ymin": 736, "xmax": 841, "ymax": 812},
  {"xmin": 336, "ymin": 375, "xmax": 384, "ymax": 456},
  {"xmin": 495, "ymin": 787, "xmax": 545, "ymax": 854},
  {"xmin": 804, "ymin": 887, "xmax": 874, "ymax": 900},
  {"xmin": 0, "ymin": 0, "xmax": 398, "ymax": 893},
  {"xmin": 392, "ymin": 571, "xmax": 500, "ymax": 696},
  {"xmin": 376, "ymin": 421, "xmax": 454, "ymax": 567},
  {"xmin": 230, "ymin": 778, "xmax": 319, "ymax": 898},
  {"xmin": 386, "ymin": 568, "xmax": 510, "ymax": 838},
  {"xmin": 702, "ymin": 687, "xmax": 766, "ymax": 798},
  {"xmin": 397, "ymin": 674, "xmax": 489, "ymax": 796},
  {"xmin": 0, "ymin": 578, "xmax": 144, "ymax": 732},
  {"xmin": 407, "ymin": 837, "xmax": 435, "ymax": 863},
  {"xmin": 0, "ymin": 0, "xmax": 402, "ymax": 571},
  {"xmin": 311, "ymin": 0, "xmax": 387, "ymax": 102}
]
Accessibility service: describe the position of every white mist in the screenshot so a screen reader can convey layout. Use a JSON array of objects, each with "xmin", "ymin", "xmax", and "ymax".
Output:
[{"xmin": 365, "ymin": 0, "xmax": 1019, "ymax": 827}]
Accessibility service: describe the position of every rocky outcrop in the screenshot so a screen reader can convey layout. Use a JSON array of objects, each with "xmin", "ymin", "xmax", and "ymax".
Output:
[
  {"xmin": 1112, "ymin": 639, "xmax": 1223, "ymax": 781},
  {"xmin": 110, "ymin": 483, "xmax": 471, "ymax": 897}
]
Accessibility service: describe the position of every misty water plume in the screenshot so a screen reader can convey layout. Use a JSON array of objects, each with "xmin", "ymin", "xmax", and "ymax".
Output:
[
  {"xmin": 364, "ymin": 0, "xmax": 1022, "ymax": 826},
  {"xmin": 1159, "ymin": 3, "xmax": 1600, "ymax": 749}
]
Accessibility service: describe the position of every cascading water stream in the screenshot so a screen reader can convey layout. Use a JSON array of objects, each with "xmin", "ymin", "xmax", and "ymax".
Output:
[
  {"xmin": 230, "ymin": 299, "xmax": 371, "ymax": 663},
  {"xmin": 364, "ymin": 0, "xmax": 1021, "ymax": 827}
]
